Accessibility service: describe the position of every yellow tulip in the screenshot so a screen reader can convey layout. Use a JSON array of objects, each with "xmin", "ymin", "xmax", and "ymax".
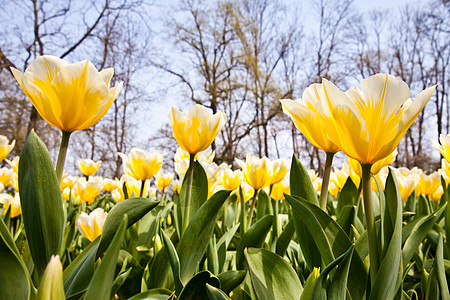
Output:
[
  {"xmin": 119, "ymin": 148, "xmax": 163, "ymax": 181},
  {"xmin": 76, "ymin": 208, "xmax": 108, "ymax": 242},
  {"xmin": 169, "ymin": 104, "xmax": 226, "ymax": 154},
  {"xmin": 236, "ymin": 154, "xmax": 271, "ymax": 190},
  {"xmin": 322, "ymin": 74, "xmax": 435, "ymax": 165},
  {"xmin": 280, "ymin": 83, "xmax": 339, "ymax": 153},
  {"xmin": 415, "ymin": 171, "xmax": 441, "ymax": 196},
  {"xmin": 102, "ymin": 178, "xmax": 119, "ymax": 192},
  {"xmin": 271, "ymin": 177, "xmax": 290, "ymax": 200},
  {"xmin": 11, "ymin": 55, "xmax": 122, "ymax": 132},
  {"xmin": 73, "ymin": 180, "xmax": 102, "ymax": 204},
  {"xmin": 78, "ymin": 159, "xmax": 102, "ymax": 177},
  {"xmin": 172, "ymin": 179, "xmax": 182, "ymax": 194},
  {"xmin": 269, "ymin": 158, "xmax": 289, "ymax": 185},
  {"xmin": 220, "ymin": 169, "xmax": 243, "ymax": 191},
  {"xmin": 432, "ymin": 134, "xmax": 450, "ymax": 163},
  {"xmin": 0, "ymin": 136, "xmax": 15, "ymax": 162},
  {"xmin": 119, "ymin": 174, "xmax": 151, "ymax": 198},
  {"xmin": 432, "ymin": 185, "xmax": 444, "ymax": 201},
  {"xmin": 348, "ymin": 149, "xmax": 397, "ymax": 180},
  {"xmin": 155, "ymin": 172, "xmax": 174, "ymax": 191},
  {"xmin": 111, "ymin": 188, "xmax": 125, "ymax": 202},
  {"xmin": 236, "ymin": 182, "xmax": 255, "ymax": 202},
  {"xmin": 0, "ymin": 193, "xmax": 21, "ymax": 218},
  {"xmin": 0, "ymin": 167, "xmax": 14, "ymax": 187},
  {"xmin": 394, "ymin": 171, "xmax": 417, "ymax": 201},
  {"xmin": 6, "ymin": 156, "xmax": 19, "ymax": 174}
]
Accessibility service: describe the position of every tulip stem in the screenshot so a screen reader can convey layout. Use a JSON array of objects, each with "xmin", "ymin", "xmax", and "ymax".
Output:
[
  {"xmin": 239, "ymin": 186, "xmax": 246, "ymax": 238},
  {"xmin": 182, "ymin": 154, "xmax": 196, "ymax": 236},
  {"xmin": 140, "ymin": 179, "xmax": 146, "ymax": 198},
  {"xmin": 319, "ymin": 152, "xmax": 335, "ymax": 211},
  {"xmin": 361, "ymin": 163, "xmax": 379, "ymax": 287},
  {"xmin": 247, "ymin": 189, "xmax": 259, "ymax": 230},
  {"xmin": 56, "ymin": 131, "xmax": 71, "ymax": 184}
]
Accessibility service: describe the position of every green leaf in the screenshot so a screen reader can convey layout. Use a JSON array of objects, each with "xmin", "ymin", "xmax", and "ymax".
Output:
[
  {"xmin": 178, "ymin": 190, "xmax": 231, "ymax": 282},
  {"xmin": 36, "ymin": 255, "xmax": 64, "ymax": 300},
  {"xmin": 178, "ymin": 271, "xmax": 220, "ymax": 300},
  {"xmin": 435, "ymin": 234, "xmax": 450, "ymax": 300},
  {"xmin": 289, "ymin": 154, "xmax": 322, "ymax": 271},
  {"xmin": 336, "ymin": 205, "xmax": 356, "ymax": 236},
  {"xmin": 217, "ymin": 223, "xmax": 239, "ymax": 273},
  {"xmin": 328, "ymin": 246, "xmax": 354, "ymax": 300},
  {"xmin": 402, "ymin": 205, "xmax": 446, "ymax": 270},
  {"xmin": 336, "ymin": 178, "xmax": 358, "ymax": 216},
  {"xmin": 206, "ymin": 284, "xmax": 232, "ymax": 300},
  {"xmin": 127, "ymin": 288, "xmax": 173, "ymax": 300},
  {"xmin": 179, "ymin": 160, "xmax": 208, "ymax": 221},
  {"xmin": 63, "ymin": 238, "xmax": 99, "ymax": 298},
  {"xmin": 161, "ymin": 230, "xmax": 184, "ymax": 295},
  {"xmin": 0, "ymin": 217, "xmax": 32, "ymax": 300},
  {"xmin": 300, "ymin": 268, "xmax": 320, "ymax": 300},
  {"xmin": 285, "ymin": 194, "xmax": 367, "ymax": 300},
  {"xmin": 97, "ymin": 197, "xmax": 159, "ymax": 257},
  {"xmin": 245, "ymin": 248, "xmax": 303, "ymax": 300},
  {"xmin": 256, "ymin": 189, "xmax": 272, "ymax": 219},
  {"xmin": 312, "ymin": 246, "xmax": 354, "ymax": 300},
  {"xmin": 111, "ymin": 267, "xmax": 132, "ymax": 298},
  {"xmin": 275, "ymin": 218, "xmax": 295, "ymax": 257},
  {"xmin": 289, "ymin": 154, "xmax": 318, "ymax": 205},
  {"xmin": 84, "ymin": 215, "xmax": 128, "ymax": 300},
  {"xmin": 236, "ymin": 215, "xmax": 273, "ymax": 269},
  {"xmin": 18, "ymin": 130, "xmax": 64, "ymax": 277},
  {"xmin": 217, "ymin": 270, "xmax": 246, "ymax": 294},
  {"xmin": 370, "ymin": 169, "xmax": 402, "ymax": 300}
]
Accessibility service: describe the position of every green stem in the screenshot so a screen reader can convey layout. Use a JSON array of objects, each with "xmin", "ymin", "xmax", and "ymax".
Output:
[
  {"xmin": 140, "ymin": 179, "xmax": 146, "ymax": 198},
  {"xmin": 362, "ymin": 163, "xmax": 379, "ymax": 287},
  {"xmin": 239, "ymin": 186, "xmax": 246, "ymax": 238},
  {"xmin": 319, "ymin": 152, "xmax": 335, "ymax": 211},
  {"xmin": 181, "ymin": 154, "xmax": 196, "ymax": 236},
  {"xmin": 272, "ymin": 197, "xmax": 279, "ymax": 239},
  {"xmin": 247, "ymin": 189, "xmax": 259, "ymax": 230},
  {"xmin": 56, "ymin": 131, "xmax": 72, "ymax": 184}
]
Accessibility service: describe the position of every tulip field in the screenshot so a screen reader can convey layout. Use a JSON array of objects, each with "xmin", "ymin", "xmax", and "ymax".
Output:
[{"xmin": 1, "ymin": 55, "xmax": 450, "ymax": 299}]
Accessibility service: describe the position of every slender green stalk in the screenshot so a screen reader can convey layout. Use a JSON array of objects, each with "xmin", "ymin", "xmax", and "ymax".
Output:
[
  {"xmin": 361, "ymin": 163, "xmax": 379, "ymax": 287},
  {"xmin": 239, "ymin": 186, "xmax": 246, "ymax": 238},
  {"xmin": 272, "ymin": 197, "xmax": 279, "ymax": 239},
  {"xmin": 56, "ymin": 131, "xmax": 72, "ymax": 184},
  {"xmin": 140, "ymin": 179, "xmax": 146, "ymax": 198},
  {"xmin": 247, "ymin": 189, "xmax": 259, "ymax": 230},
  {"xmin": 319, "ymin": 152, "xmax": 335, "ymax": 211},
  {"xmin": 181, "ymin": 154, "xmax": 196, "ymax": 236}
]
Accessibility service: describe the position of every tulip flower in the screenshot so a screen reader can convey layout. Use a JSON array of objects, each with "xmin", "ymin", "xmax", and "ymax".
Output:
[
  {"xmin": 220, "ymin": 169, "xmax": 243, "ymax": 191},
  {"xmin": 269, "ymin": 158, "xmax": 289, "ymax": 186},
  {"xmin": 73, "ymin": 180, "xmax": 102, "ymax": 205},
  {"xmin": 0, "ymin": 167, "xmax": 14, "ymax": 187},
  {"xmin": 0, "ymin": 136, "xmax": 15, "ymax": 162},
  {"xmin": 11, "ymin": 55, "xmax": 122, "ymax": 133},
  {"xmin": 76, "ymin": 208, "xmax": 108, "ymax": 242},
  {"xmin": 432, "ymin": 134, "xmax": 450, "ymax": 162},
  {"xmin": 78, "ymin": 159, "xmax": 102, "ymax": 177},
  {"xmin": 236, "ymin": 154, "xmax": 272, "ymax": 191},
  {"xmin": 236, "ymin": 154, "xmax": 272, "ymax": 228},
  {"xmin": 119, "ymin": 148, "xmax": 163, "ymax": 181},
  {"xmin": 155, "ymin": 172, "xmax": 174, "ymax": 192},
  {"xmin": 11, "ymin": 55, "xmax": 122, "ymax": 183},
  {"xmin": 321, "ymin": 73, "xmax": 435, "ymax": 286},
  {"xmin": 281, "ymin": 83, "xmax": 341, "ymax": 210},
  {"xmin": 0, "ymin": 193, "xmax": 21, "ymax": 218},
  {"xmin": 169, "ymin": 104, "xmax": 226, "ymax": 155}
]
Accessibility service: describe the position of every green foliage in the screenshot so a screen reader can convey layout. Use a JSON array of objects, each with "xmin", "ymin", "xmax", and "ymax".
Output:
[{"xmin": 18, "ymin": 130, "xmax": 65, "ymax": 277}]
